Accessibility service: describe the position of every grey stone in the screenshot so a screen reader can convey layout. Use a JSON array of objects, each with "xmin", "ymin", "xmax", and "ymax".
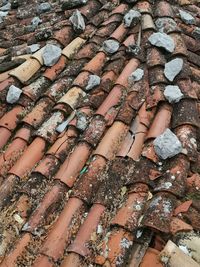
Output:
[
  {"xmin": 155, "ymin": 18, "xmax": 177, "ymax": 33},
  {"xmin": 86, "ymin": 75, "xmax": 101, "ymax": 91},
  {"xmin": 164, "ymin": 58, "xmax": 183, "ymax": 82},
  {"xmin": 128, "ymin": 68, "xmax": 144, "ymax": 83},
  {"xmin": 6, "ymin": 85, "xmax": 22, "ymax": 104},
  {"xmin": 148, "ymin": 32, "xmax": 175, "ymax": 53},
  {"xmin": 0, "ymin": 10, "xmax": 8, "ymax": 22},
  {"xmin": 179, "ymin": 10, "xmax": 195, "ymax": 25},
  {"xmin": 0, "ymin": 2, "xmax": 11, "ymax": 11},
  {"xmin": 42, "ymin": 44, "xmax": 62, "ymax": 67},
  {"xmin": 62, "ymin": 0, "xmax": 88, "ymax": 10},
  {"xmin": 31, "ymin": 16, "xmax": 42, "ymax": 28},
  {"xmin": 123, "ymin": 9, "xmax": 141, "ymax": 28},
  {"xmin": 153, "ymin": 128, "xmax": 182, "ymax": 160},
  {"xmin": 38, "ymin": 2, "xmax": 51, "ymax": 13},
  {"xmin": 193, "ymin": 27, "xmax": 200, "ymax": 40},
  {"xmin": 69, "ymin": 9, "xmax": 85, "ymax": 32},
  {"xmin": 56, "ymin": 120, "xmax": 69, "ymax": 133},
  {"xmin": 28, "ymin": 44, "xmax": 40, "ymax": 53},
  {"xmin": 102, "ymin": 39, "xmax": 119, "ymax": 54},
  {"xmin": 76, "ymin": 112, "xmax": 88, "ymax": 131},
  {"xmin": 164, "ymin": 85, "xmax": 183, "ymax": 103}
]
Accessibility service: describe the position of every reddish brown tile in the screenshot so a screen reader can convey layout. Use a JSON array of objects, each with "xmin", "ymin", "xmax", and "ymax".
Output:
[
  {"xmin": 94, "ymin": 121, "xmax": 129, "ymax": 160},
  {"xmin": 111, "ymin": 190, "xmax": 147, "ymax": 232},
  {"xmin": 140, "ymin": 248, "xmax": 163, "ymax": 267},
  {"xmin": 39, "ymin": 197, "xmax": 85, "ymax": 261},
  {"xmin": 0, "ymin": 233, "xmax": 32, "ymax": 267},
  {"xmin": 96, "ymin": 85, "xmax": 124, "ymax": 116},
  {"xmin": 55, "ymin": 142, "xmax": 92, "ymax": 187},
  {"xmin": 83, "ymin": 52, "xmax": 107, "ymax": 74},
  {"xmin": 146, "ymin": 103, "xmax": 172, "ymax": 140},
  {"xmin": 23, "ymin": 97, "xmax": 54, "ymax": 128},
  {"xmin": 0, "ymin": 127, "xmax": 11, "ymax": 149},
  {"xmin": 23, "ymin": 182, "xmax": 66, "ymax": 234},
  {"xmin": 0, "ymin": 105, "xmax": 23, "ymax": 130},
  {"xmin": 9, "ymin": 137, "xmax": 46, "ymax": 178},
  {"xmin": 72, "ymin": 155, "xmax": 107, "ymax": 204},
  {"xmin": 43, "ymin": 55, "xmax": 67, "ymax": 81},
  {"xmin": 115, "ymin": 58, "xmax": 139, "ymax": 88},
  {"xmin": 141, "ymin": 192, "xmax": 177, "ymax": 233},
  {"xmin": 67, "ymin": 203, "xmax": 105, "ymax": 256}
]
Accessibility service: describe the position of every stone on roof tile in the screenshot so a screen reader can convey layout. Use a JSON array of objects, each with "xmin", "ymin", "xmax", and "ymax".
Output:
[
  {"xmin": 179, "ymin": 9, "xmax": 195, "ymax": 25},
  {"xmin": 123, "ymin": 9, "xmax": 141, "ymax": 28},
  {"xmin": 153, "ymin": 128, "xmax": 182, "ymax": 159},
  {"xmin": 164, "ymin": 85, "xmax": 183, "ymax": 103},
  {"xmin": 6, "ymin": 85, "xmax": 22, "ymax": 104},
  {"xmin": 164, "ymin": 58, "xmax": 183, "ymax": 82},
  {"xmin": 148, "ymin": 32, "xmax": 175, "ymax": 52},
  {"xmin": 42, "ymin": 44, "xmax": 62, "ymax": 67}
]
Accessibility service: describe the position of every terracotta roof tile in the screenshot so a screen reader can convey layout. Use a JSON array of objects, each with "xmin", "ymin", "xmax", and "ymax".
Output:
[{"xmin": 0, "ymin": 0, "xmax": 200, "ymax": 266}]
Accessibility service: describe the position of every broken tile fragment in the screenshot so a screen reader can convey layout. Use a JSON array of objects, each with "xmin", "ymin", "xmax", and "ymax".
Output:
[
  {"xmin": 69, "ymin": 10, "xmax": 85, "ymax": 32},
  {"xmin": 102, "ymin": 40, "xmax": 120, "ymax": 54},
  {"xmin": 179, "ymin": 10, "xmax": 195, "ymax": 25},
  {"xmin": 164, "ymin": 58, "xmax": 183, "ymax": 81},
  {"xmin": 128, "ymin": 68, "xmax": 144, "ymax": 83},
  {"xmin": 42, "ymin": 44, "xmax": 62, "ymax": 67},
  {"xmin": 62, "ymin": 0, "xmax": 88, "ymax": 10},
  {"xmin": 123, "ymin": 9, "xmax": 141, "ymax": 28},
  {"xmin": 153, "ymin": 128, "xmax": 182, "ymax": 160},
  {"xmin": 164, "ymin": 85, "xmax": 183, "ymax": 103},
  {"xmin": 6, "ymin": 85, "xmax": 22, "ymax": 104},
  {"xmin": 148, "ymin": 32, "xmax": 175, "ymax": 53},
  {"xmin": 37, "ymin": 2, "xmax": 51, "ymax": 13},
  {"xmin": 85, "ymin": 75, "xmax": 101, "ymax": 91}
]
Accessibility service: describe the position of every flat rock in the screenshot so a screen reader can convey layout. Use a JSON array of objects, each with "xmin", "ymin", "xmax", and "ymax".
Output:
[
  {"xmin": 37, "ymin": 2, "xmax": 51, "ymax": 13},
  {"xmin": 31, "ymin": 16, "xmax": 42, "ymax": 28},
  {"xmin": 123, "ymin": 9, "xmax": 141, "ymax": 28},
  {"xmin": 69, "ymin": 9, "xmax": 85, "ymax": 32},
  {"xmin": 42, "ymin": 44, "xmax": 62, "ymax": 67},
  {"xmin": 28, "ymin": 44, "xmax": 40, "ymax": 53},
  {"xmin": 164, "ymin": 58, "xmax": 183, "ymax": 82},
  {"xmin": 86, "ymin": 75, "xmax": 101, "ymax": 91},
  {"xmin": 0, "ymin": 2, "xmax": 11, "ymax": 11},
  {"xmin": 6, "ymin": 85, "xmax": 22, "ymax": 104},
  {"xmin": 102, "ymin": 39, "xmax": 119, "ymax": 54},
  {"xmin": 155, "ymin": 18, "xmax": 178, "ymax": 33},
  {"xmin": 148, "ymin": 32, "xmax": 175, "ymax": 53},
  {"xmin": 153, "ymin": 128, "xmax": 182, "ymax": 160},
  {"xmin": 128, "ymin": 68, "xmax": 144, "ymax": 84},
  {"xmin": 179, "ymin": 10, "xmax": 195, "ymax": 25},
  {"xmin": 164, "ymin": 85, "xmax": 183, "ymax": 103},
  {"xmin": 62, "ymin": 0, "xmax": 88, "ymax": 10}
]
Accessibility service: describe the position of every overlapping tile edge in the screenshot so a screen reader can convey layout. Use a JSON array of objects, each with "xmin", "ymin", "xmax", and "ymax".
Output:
[{"xmin": 0, "ymin": 0, "xmax": 199, "ymax": 266}]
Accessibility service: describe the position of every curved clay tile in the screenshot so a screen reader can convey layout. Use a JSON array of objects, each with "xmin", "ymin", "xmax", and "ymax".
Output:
[
  {"xmin": 39, "ymin": 197, "xmax": 85, "ymax": 261},
  {"xmin": 67, "ymin": 203, "xmax": 105, "ymax": 257},
  {"xmin": 0, "ymin": 233, "xmax": 32, "ymax": 267},
  {"xmin": 23, "ymin": 97, "xmax": 54, "ymax": 129},
  {"xmin": 146, "ymin": 103, "xmax": 172, "ymax": 140},
  {"xmin": 72, "ymin": 155, "xmax": 107, "ymax": 204},
  {"xmin": 43, "ymin": 55, "xmax": 67, "ymax": 81},
  {"xmin": 9, "ymin": 137, "xmax": 46, "ymax": 178},
  {"xmin": 55, "ymin": 142, "xmax": 92, "ymax": 187},
  {"xmin": 94, "ymin": 121, "xmax": 129, "ymax": 160},
  {"xmin": 23, "ymin": 182, "xmax": 67, "ymax": 234}
]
